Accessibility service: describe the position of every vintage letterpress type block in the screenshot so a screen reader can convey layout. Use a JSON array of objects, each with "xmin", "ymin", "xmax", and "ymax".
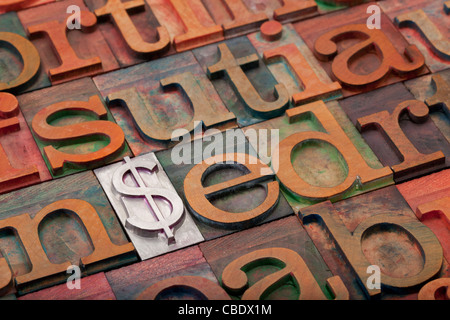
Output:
[
  {"xmin": 0, "ymin": 0, "xmax": 54, "ymax": 14},
  {"xmin": 156, "ymin": 129, "xmax": 294, "ymax": 240},
  {"xmin": 243, "ymin": 100, "xmax": 392, "ymax": 213},
  {"xmin": 0, "ymin": 171, "xmax": 136, "ymax": 296},
  {"xmin": 144, "ymin": 0, "xmax": 223, "ymax": 52},
  {"xmin": 299, "ymin": 186, "xmax": 448, "ymax": 299},
  {"xmin": 247, "ymin": 23, "xmax": 342, "ymax": 106},
  {"xmin": 340, "ymin": 83, "xmax": 450, "ymax": 183},
  {"xmin": 418, "ymin": 278, "xmax": 450, "ymax": 300},
  {"xmin": 0, "ymin": 12, "xmax": 50, "ymax": 94},
  {"xmin": 405, "ymin": 70, "xmax": 450, "ymax": 143},
  {"xmin": 17, "ymin": 0, "xmax": 119, "ymax": 85},
  {"xmin": 193, "ymin": 36, "xmax": 291, "ymax": 127},
  {"xmin": 93, "ymin": 51, "xmax": 236, "ymax": 156},
  {"xmin": 397, "ymin": 169, "xmax": 450, "ymax": 263},
  {"xmin": 18, "ymin": 273, "xmax": 116, "ymax": 300},
  {"xmin": 18, "ymin": 77, "xmax": 132, "ymax": 178},
  {"xmin": 294, "ymin": 3, "xmax": 429, "ymax": 97},
  {"xmin": 0, "ymin": 92, "xmax": 51, "ymax": 194},
  {"xmin": 95, "ymin": 152, "xmax": 204, "ymax": 260},
  {"xmin": 200, "ymin": 216, "xmax": 349, "ymax": 300},
  {"xmin": 85, "ymin": 0, "xmax": 171, "ymax": 67},
  {"xmin": 106, "ymin": 245, "xmax": 223, "ymax": 300}
]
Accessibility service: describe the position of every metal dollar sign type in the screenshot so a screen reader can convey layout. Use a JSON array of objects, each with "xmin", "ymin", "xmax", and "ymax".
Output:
[{"xmin": 112, "ymin": 156, "xmax": 184, "ymax": 244}]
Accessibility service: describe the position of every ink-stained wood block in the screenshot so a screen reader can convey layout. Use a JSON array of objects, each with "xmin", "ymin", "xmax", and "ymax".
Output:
[
  {"xmin": 156, "ymin": 129, "xmax": 294, "ymax": 241},
  {"xmin": 299, "ymin": 186, "xmax": 450, "ymax": 300},
  {"xmin": 145, "ymin": 0, "xmax": 224, "ymax": 52},
  {"xmin": 95, "ymin": 152, "xmax": 204, "ymax": 260},
  {"xmin": 17, "ymin": 77, "xmax": 132, "ymax": 179},
  {"xmin": 0, "ymin": 0, "xmax": 54, "ymax": 14},
  {"xmin": 93, "ymin": 51, "xmax": 236, "ymax": 157},
  {"xmin": 105, "ymin": 245, "xmax": 223, "ymax": 300},
  {"xmin": 17, "ymin": 0, "xmax": 119, "ymax": 85},
  {"xmin": 339, "ymin": 82, "xmax": 450, "ymax": 183},
  {"xmin": 18, "ymin": 272, "xmax": 116, "ymax": 300},
  {"xmin": 387, "ymin": 0, "xmax": 450, "ymax": 72},
  {"xmin": 242, "ymin": 100, "xmax": 392, "ymax": 213},
  {"xmin": 0, "ymin": 170, "xmax": 137, "ymax": 297},
  {"xmin": 199, "ymin": 215, "xmax": 349, "ymax": 300},
  {"xmin": 247, "ymin": 23, "xmax": 342, "ymax": 106},
  {"xmin": 294, "ymin": 3, "xmax": 429, "ymax": 97},
  {"xmin": 405, "ymin": 70, "xmax": 450, "ymax": 143},
  {"xmin": 397, "ymin": 169, "xmax": 450, "ymax": 263},
  {"xmin": 316, "ymin": 0, "xmax": 376, "ymax": 15},
  {"xmin": 84, "ymin": 0, "xmax": 172, "ymax": 68},
  {"xmin": 0, "ymin": 12, "xmax": 50, "ymax": 94},
  {"xmin": 0, "ymin": 92, "xmax": 51, "ymax": 195},
  {"xmin": 192, "ymin": 36, "xmax": 291, "ymax": 127}
]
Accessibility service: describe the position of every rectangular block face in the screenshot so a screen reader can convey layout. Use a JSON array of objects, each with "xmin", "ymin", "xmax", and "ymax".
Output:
[
  {"xmin": 155, "ymin": 129, "xmax": 294, "ymax": 241},
  {"xmin": 0, "ymin": 12, "xmax": 51, "ymax": 94},
  {"xmin": 405, "ymin": 70, "xmax": 450, "ymax": 143},
  {"xmin": 199, "ymin": 216, "xmax": 341, "ymax": 300},
  {"xmin": 95, "ymin": 152, "xmax": 204, "ymax": 260},
  {"xmin": 17, "ymin": 0, "xmax": 119, "ymax": 85},
  {"xmin": 0, "ymin": 0, "xmax": 55, "ymax": 14},
  {"xmin": 242, "ymin": 100, "xmax": 392, "ymax": 213},
  {"xmin": 192, "ymin": 36, "xmax": 292, "ymax": 127},
  {"xmin": 298, "ymin": 186, "xmax": 450, "ymax": 300},
  {"xmin": 93, "ymin": 51, "xmax": 236, "ymax": 156},
  {"xmin": 339, "ymin": 82, "xmax": 450, "ymax": 183},
  {"xmin": 293, "ymin": 2, "xmax": 430, "ymax": 97},
  {"xmin": 381, "ymin": 0, "xmax": 450, "ymax": 72},
  {"xmin": 84, "ymin": 0, "xmax": 174, "ymax": 68},
  {"xmin": 0, "ymin": 97, "xmax": 51, "ymax": 195},
  {"xmin": 17, "ymin": 77, "xmax": 132, "ymax": 179},
  {"xmin": 106, "ymin": 245, "xmax": 219, "ymax": 300},
  {"xmin": 0, "ymin": 170, "xmax": 137, "ymax": 296}
]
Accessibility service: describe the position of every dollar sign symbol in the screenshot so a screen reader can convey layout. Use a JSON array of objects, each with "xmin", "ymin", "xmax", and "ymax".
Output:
[{"xmin": 112, "ymin": 156, "xmax": 184, "ymax": 244}]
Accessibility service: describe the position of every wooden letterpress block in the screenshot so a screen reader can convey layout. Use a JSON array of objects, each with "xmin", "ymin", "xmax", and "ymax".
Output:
[
  {"xmin": 0, "ymin": 92, "xmax": 51, "ymax": 195},
  {"xmin": 299, "ymin": 186, "xmax": 449, "ymax": 300},
  {"xmin": 105, "ymin": 245, "xmax": 224, "ymax": 300},
  {"xmin": 339, "ymin": 83, "xmax": 450, "ymax": 183},
  {"xmin": 405, "ymin": 70, "xmax": 450, "ymax": 143},
  {"xmin": 0, "ymin": 12, "xmax": 50, "ymax": 94},
  {"xmin": 199, "ymin": 216, "xmax": 349, "ymax": 300},
  {"xmin": 93, "ymin": 51, "xmax": 236, "ymax": 156},
  {"xmin": 388, "ymin": 0, "xmax": 450, "ymax": 72},
  {"xmin": 193, "ymin": 36, "xmax": 291, "ymax": 127},
  {"xmin": 17, "ymin": 77, "xmax": 132, "ymax": 179},
  {"xmin": 17, "ymin": 0, "xmax": 119, "ymax": 85},
  {"xmin": 0, "ymin": 171, "xmax": 137, "ymax": 297},
  {"xmin": 156, "ymin": 129, "xmax": 294, "ymax": 241},
  {"xmin": 0, "ymin": 0, "xmax": 54, "ymax": 14},
  {"xmin": 397, "ymin": 169, "xmax": 450, "ymax": 263},
  {"xmin": 294, "ymin": 3, "xmax": 429, "ymax": 97},
  {"xmin": 85, "ymin": 0, "xmax": 172, "ymax": 68},
  {"xmin": 315, "ymin": 0, "xmax": 376, "ymax": 15},
  {"xmin": 242, "ymin": 100, "xmax": 392, "ymax": 213},
  {"xmin": 95, "ymin": 152, "xmax": 204, "ymax": 260},
  {"xmin": 18, "ymin": 273, "xmax": 116, "ymax": 300},
  {"xmin": 247, "ymin": 23, "xmax": 342, "ymax": 106},
  {"xmin": 145, "ymin": 0, "xmax": 224, "ymax": 52}
]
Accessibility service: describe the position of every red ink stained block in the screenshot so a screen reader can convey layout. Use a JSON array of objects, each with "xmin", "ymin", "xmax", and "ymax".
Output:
[
  {"xmin": 0, "ymin": 0, "xmax": 54, "ymax": 14},
  {"xmin": 17, "ymin": 0, "xmax": 119, "ymax": 85},
  {"xmin": 0, "ymin": 92, "xmax": 51, "ymax": 195},
  {"xmin": 294, "ymin": 3, "xmax": 429, "ymax": 97}
]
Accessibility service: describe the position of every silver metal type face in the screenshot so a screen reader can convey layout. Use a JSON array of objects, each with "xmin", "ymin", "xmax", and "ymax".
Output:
[{"xmin": 95, "ymin": 153, "xmax": 204, "ymax": 260}]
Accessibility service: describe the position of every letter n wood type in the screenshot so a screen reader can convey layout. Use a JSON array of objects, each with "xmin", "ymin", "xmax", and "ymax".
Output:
[
  {"xmin": 339, "ymin": 83, "xmax": 450, "ymax": 183},
  {"xmin": 0, "ymin": 171, "xmax": 136, "ymax": 297},
  {"xmin": 299, "ymin": 186, "xmax": 448, "ymax": 299},
  {"xmin": 17, "ymin": 78, "xmax": 132, "ymax": 179},
  {"xmin": 93, "ymin": 51, "xmax": 236, "ymax": 157}
]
